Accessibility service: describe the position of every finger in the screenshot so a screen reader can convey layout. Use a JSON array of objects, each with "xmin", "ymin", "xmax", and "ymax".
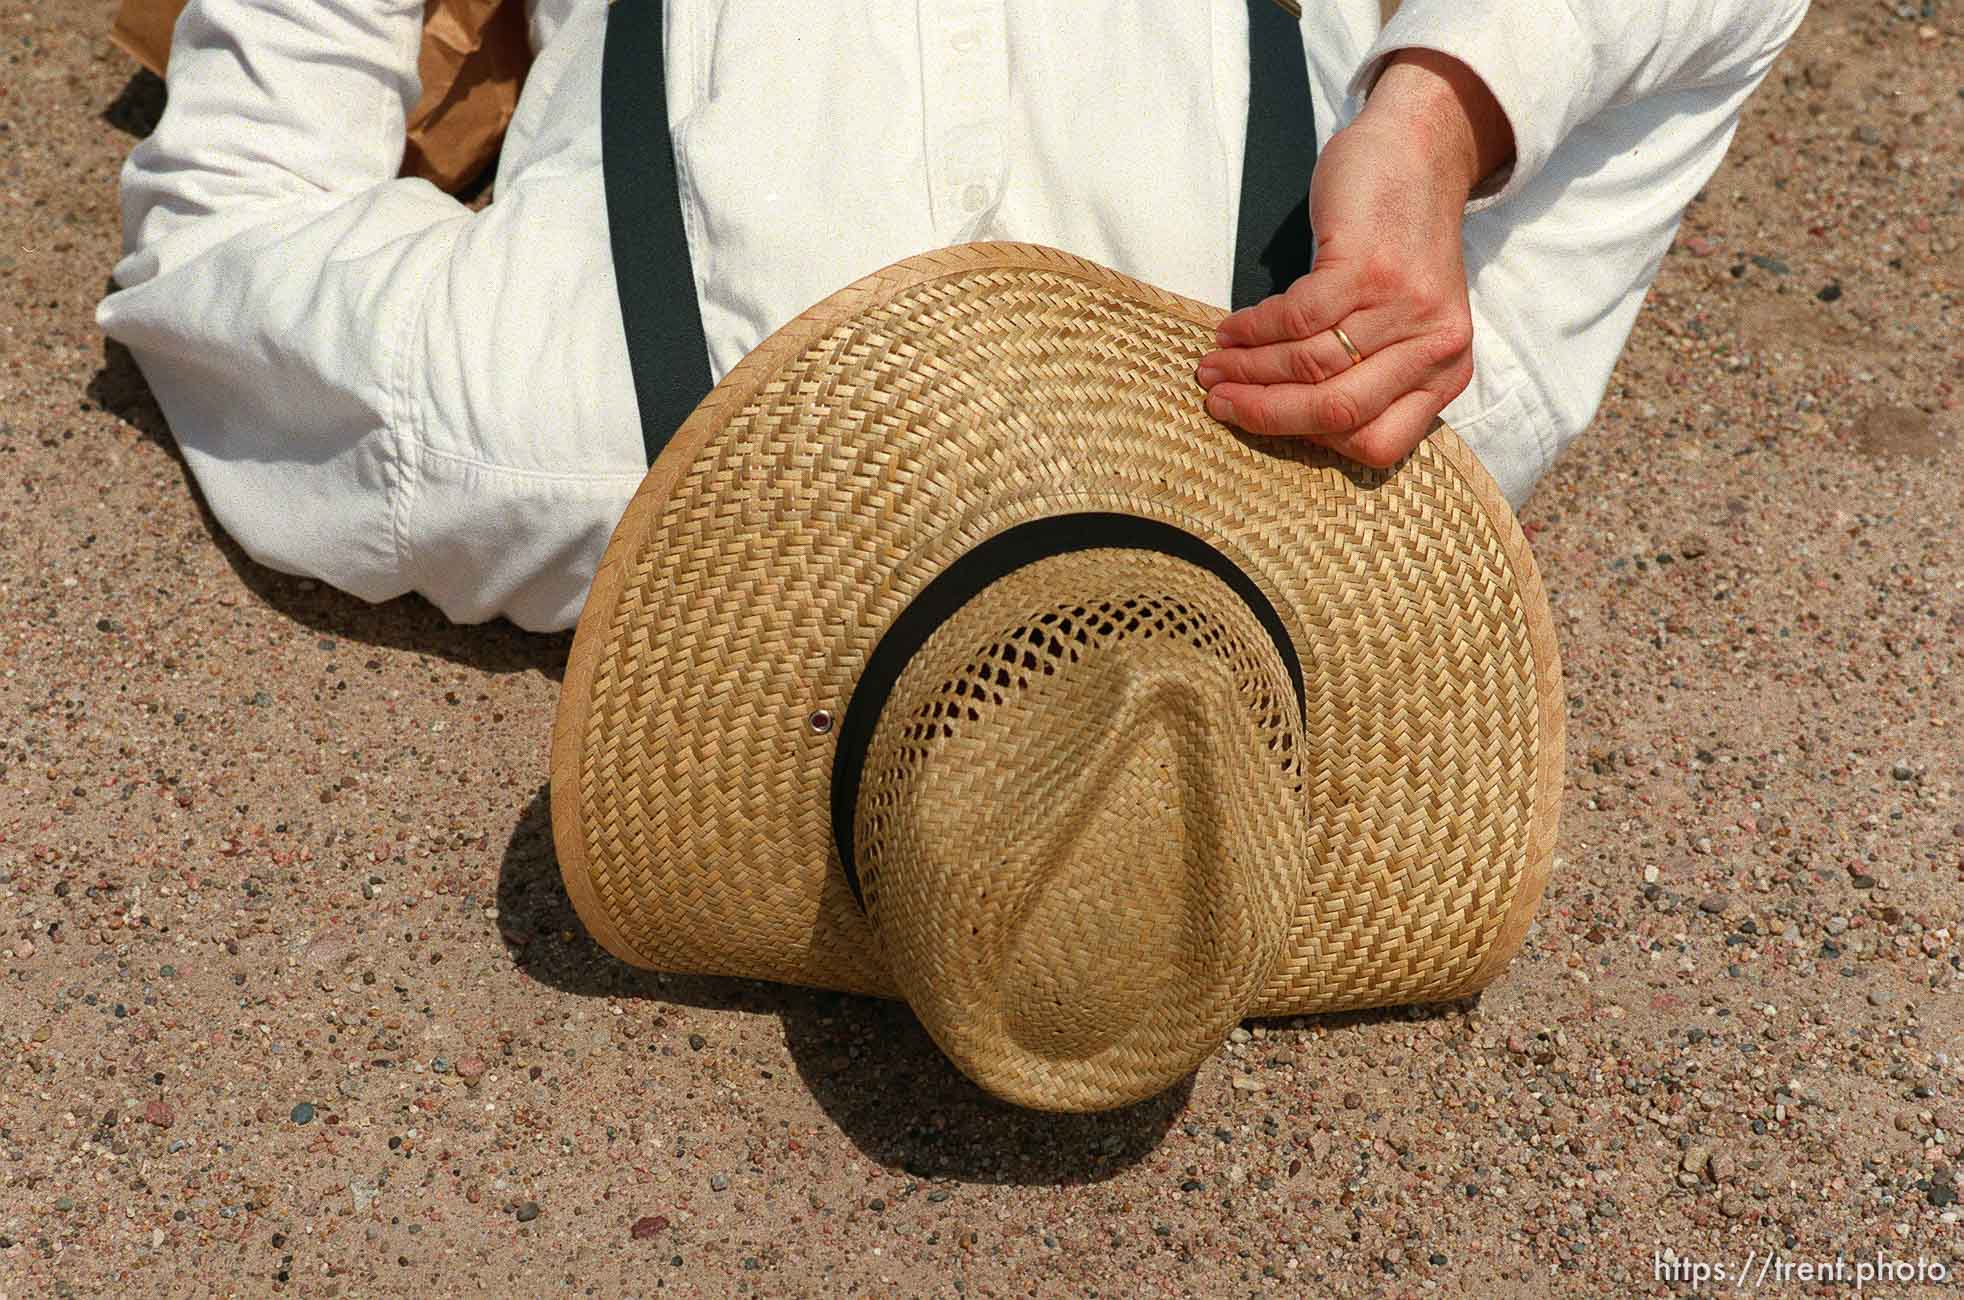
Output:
[
  {"xmin": 1194, "ymin": 329, "xmax": 1358, "ymax": 389},
  {"xmin": 1201, "ymin": 303, "xmax": 1408, "ymax": 385},
  {"xmin": 1203, "ymin": 340, "xmax": 1432, "ymax": 440},
  {"xmin": 1213, "ymin": 270, "xmax": 1357, "ymax": 349},
  {"xmin": 1313, "ymin": 388, "xmax": 1447, "ymax": 471}
]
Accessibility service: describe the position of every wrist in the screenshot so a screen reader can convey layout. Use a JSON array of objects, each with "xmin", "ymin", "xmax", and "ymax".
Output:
[{"xmin": 1354, "ymin": 49, "xmax": 1514, "ymax": 202}]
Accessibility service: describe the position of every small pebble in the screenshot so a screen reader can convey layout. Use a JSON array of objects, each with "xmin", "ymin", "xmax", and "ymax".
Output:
[
  {"xmin": 1698, "ymin": 894, "xmax": 1730, "ymax": 915},
  {"xmin": 290, "ymin": 1103, "xmax": 316, "ymax": 1125},
  {"xmin": 710, "ymin": 1174, "xmax": 729, "ymax": 1192},
  {"xmin": 630, "ymin": 1215, "xmax": 668, "ymax": 1241},
  {"xmin": 515, "ymin": 1201, "xmax": 541, "ymax": 1223}
]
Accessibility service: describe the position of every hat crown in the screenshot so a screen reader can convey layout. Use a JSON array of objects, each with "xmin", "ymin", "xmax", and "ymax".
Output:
[{"xmin": 853, "ymin": 550, "xmax": 1309, "ymax": 1111}]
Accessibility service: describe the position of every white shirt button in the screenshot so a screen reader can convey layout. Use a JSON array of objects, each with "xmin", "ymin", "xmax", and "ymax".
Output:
[
  {"xmin": 951, "ymin": 28, "xmax": 979, "ymax": 52},
  {"xmin": 961, "ymin": 183, "xmax": 990, "ymax": 213}
]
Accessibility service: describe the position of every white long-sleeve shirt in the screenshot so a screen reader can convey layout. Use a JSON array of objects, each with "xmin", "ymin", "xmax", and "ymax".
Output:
[{"xmin": 96, "ymin": 0, "xmax": 1806, "ymax": 632}]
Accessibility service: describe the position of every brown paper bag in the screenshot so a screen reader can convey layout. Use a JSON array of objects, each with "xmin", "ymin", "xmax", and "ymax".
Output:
[{"xmin": 110, "ymin": 0, "xmax": 533, "ymax": 193}]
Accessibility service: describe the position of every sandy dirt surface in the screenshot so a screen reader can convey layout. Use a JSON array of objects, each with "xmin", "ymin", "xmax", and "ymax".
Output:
[{"xmin": 2, "ymin": 2, "xmax": 1960, "ymax": 1296}]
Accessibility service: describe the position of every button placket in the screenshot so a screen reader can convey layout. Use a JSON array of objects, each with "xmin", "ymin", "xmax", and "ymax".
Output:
[{"xmin": 919, "ymin": 0, "xmax": 1008, "ymax": 242}]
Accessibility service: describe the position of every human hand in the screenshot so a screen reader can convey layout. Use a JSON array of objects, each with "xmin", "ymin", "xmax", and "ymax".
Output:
[{"xmin": 1196, "ymin": 50, "xmax": 1514, "ymax": 468}]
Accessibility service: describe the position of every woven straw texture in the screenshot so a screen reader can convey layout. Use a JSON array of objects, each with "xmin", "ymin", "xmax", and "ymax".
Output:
[
  {"xmin": 856, "ymin": 550, "xmax": 1308, "ymax": 1109},
  {"xmin": 549, "ymin": 242, "xmax": 1563, "ymax": 1041}
]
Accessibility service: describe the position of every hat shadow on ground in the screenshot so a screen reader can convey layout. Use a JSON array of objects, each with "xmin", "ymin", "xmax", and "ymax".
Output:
[
  {"xmin": 496, "ymin": 785, "xmax": 1198, "ymax": 1184},
  {"xmin": 87, "ymin": 338, "xmax": 569, "ymax": 678},
  {"xmin": 498, "ymin": 784, "xmax": 1448, "ymax": 1185}
]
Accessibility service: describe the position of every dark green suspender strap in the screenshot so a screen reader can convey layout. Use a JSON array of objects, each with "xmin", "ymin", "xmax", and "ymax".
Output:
[
  {"xmin": 599, "ymin": 0, "xmax": 711, "ymax": 467},
  {"xmin": 600, "ymin": 0, "xmax": 1317, "ymax": 466},
  {"xmin": 1234, "ymin": 0, "xmax": 1317, "ymax": 314}
]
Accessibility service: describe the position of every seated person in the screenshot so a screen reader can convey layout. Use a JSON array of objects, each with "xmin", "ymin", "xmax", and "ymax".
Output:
[{"xmin": 97, "ymin": 0, "xmax": 1806, "ymax": 631}]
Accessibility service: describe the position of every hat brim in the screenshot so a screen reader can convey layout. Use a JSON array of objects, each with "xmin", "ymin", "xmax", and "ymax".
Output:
[{"xmin": 549, "ymin": 242, "xmax": 1563, "ymax": 1016}]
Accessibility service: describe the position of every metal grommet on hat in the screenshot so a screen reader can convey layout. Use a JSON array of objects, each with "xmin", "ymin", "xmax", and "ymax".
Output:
[{"xmin": 549, "ymin": 242, "xmax": 1564, "ymax": 1113}]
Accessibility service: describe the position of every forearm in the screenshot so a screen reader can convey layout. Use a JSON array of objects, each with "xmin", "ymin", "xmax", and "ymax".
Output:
[
  {"xmin": 1347, "ymin": 0, "xmax": 1811, "ymax": 210},
  {"xmin": 100, "ymin": 0, "xmax": 467, "ymax": 607},
  {"xmin": 1351, "ymin": 49, "xmax": 1514, "ymax": 205},
  {"xmin": 115, "ymin": 0, "xmax": 430, "ymax": 282},
  {"xmin": 98, "ymin": 0, "xmax": 642, "ymax": 631}
]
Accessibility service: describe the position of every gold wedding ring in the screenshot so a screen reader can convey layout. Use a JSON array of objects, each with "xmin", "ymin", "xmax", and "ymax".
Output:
[{"xmin": 1331, "ymin": 325, "xmax": 1364, "ymax": 367}]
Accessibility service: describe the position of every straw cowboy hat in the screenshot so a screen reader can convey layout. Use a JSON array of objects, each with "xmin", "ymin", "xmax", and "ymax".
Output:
[{"xmin": 549, "ymin": 242, "xmax": 1563, "ymax": 1113}]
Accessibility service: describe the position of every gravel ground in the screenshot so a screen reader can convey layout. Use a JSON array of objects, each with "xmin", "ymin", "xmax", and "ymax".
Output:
[{"xmin": 2, "ymin": 2, "xmax": 1960, "ymax": 1296}]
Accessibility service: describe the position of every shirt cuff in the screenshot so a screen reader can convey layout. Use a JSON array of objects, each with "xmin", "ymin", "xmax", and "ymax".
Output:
[{"xmin": 1345, "ymin": 0, "xmax": 1596, "ymax": 215}]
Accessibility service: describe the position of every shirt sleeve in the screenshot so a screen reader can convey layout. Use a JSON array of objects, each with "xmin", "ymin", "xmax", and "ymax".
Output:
[
  {"xmin": 1348, "ymin": 0, "xmax": 1812, "ymax": 213},
  {"xmin": 94, "ymin": 0, "xmax": 643, "ymax": 633},
  {"xmin": 95, "ymin": 0, "xmax": 462, "ymax": 604}
]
